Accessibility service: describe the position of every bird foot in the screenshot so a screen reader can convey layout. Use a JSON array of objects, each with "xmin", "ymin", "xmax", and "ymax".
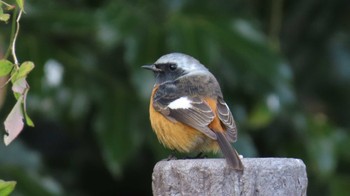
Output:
[{"xmin": 164, "ymin": 154, "xmax": 177, "ymax": 161}]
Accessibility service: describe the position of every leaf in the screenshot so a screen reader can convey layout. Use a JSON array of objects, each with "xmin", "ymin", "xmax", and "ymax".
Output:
[
  {"xmin": 0, "ymin": 180, "xmax": 16, "ymax": 196},
  {"xmin": 3, "ymin": 96, "xmax": 24, "ymax": 146},
  {"xmin": 23, "ymin": 86, "xmax": 34, "ymax": 127},
  {"xmin": 16, "ymin": 0, "xmax": 25, "ymax": 11},
  {"xmin": 12, "ymin": 77, "xmax": 28, "ymax": 102},
  {"xmin": 0, "ymin": 6, "xmax": 11, "ymax": 22},
  {"xmin": 94, "ymin": 88, "xmax": 136, "ymax": 177},
  {"xmin": 24, "ymin": 112, "xmax": 34, "ymax": 127},
  {"xmin": 0, "ymin": 60, "xmax": 13, "ymax": 77},
  {"xmin": 0, "ymin": 13, "xmax": 10, "ymax": 22},
  {"xmin": 11, "ymin": 76, "xmax": 34, "ymax": 128},
  {"xmin": 12, "ymin": 61, "xmax": 34, "ymax": 82},
  {"xmin": 12, "ymin": 77, "xmax": 27, "ymax": 94}
]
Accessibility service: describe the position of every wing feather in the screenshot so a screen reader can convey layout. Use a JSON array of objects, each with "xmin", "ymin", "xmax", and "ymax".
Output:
[
  {"xmin": 153, "ymin": 96, "xmax": 217, "ymax": 140},
  {"xmin": 217, "ymin": 97, "xmax": 237, "ymax": 142}
]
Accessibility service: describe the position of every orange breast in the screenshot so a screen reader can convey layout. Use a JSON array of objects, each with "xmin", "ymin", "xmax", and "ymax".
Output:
[{"xmin": 149, "ymin": 86, "xmax": 219, "ymax": 153}]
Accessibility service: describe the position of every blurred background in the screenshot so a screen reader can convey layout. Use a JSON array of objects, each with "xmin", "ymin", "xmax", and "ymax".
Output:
[{"xmin": 1, "ymin": 0, "xmax": 350, "ymax": 195}]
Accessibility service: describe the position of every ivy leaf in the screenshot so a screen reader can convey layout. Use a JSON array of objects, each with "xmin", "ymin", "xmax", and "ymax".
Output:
[
  {"xmin": 22, "ymin": 81, "xmax": 34, "ymax": 127},
  {"xmin": 0, "ymin": 60, "xmax": 13, "ymax": 76},
  {"xmin": 12, "ymin": 61, "xmax": 34, "ymax": 82},
  {"xmin": 3, "ymin": 96, "xmax": 24, "ymax": 146},
  {"xmin": 24, "ymin": 112, "xmax": 34, "ymax": 127},
  {"xmin": 12, "ymin": 77, "xmax": 27, "ymax": 101},
  {"xmin": 0, "ymin": 13, "xmax": 10, "ymax": 22},
  {"xmin": 0, "ymin": 180, "xmax": 16, "ymax": 196},
  {"xmin": 12, "ymin": 77, "xmax": 34, "ymax": 126},
  {"xmin": 12, "ymin": 77, "xmax": 27, "ymax": 94},
  {"xmin": 0, "ymin": 7, "xmax": 10, "ymax": 23}
]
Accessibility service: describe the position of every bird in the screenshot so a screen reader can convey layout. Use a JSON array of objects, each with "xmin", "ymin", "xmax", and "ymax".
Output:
[{"xmin": 142, "ymin": 53, "xmax": 243, "ymax": 170}]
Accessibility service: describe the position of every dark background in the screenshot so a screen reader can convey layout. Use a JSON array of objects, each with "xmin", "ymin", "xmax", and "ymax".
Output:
[{"xmin": 1, "ymin": 0, "xmax": 350, "ymax": 195}]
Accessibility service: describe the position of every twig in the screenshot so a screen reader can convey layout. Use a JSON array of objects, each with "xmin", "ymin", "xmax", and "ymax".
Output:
[{"xmin": 11, "ymin": 9, "xmax": 22, "ymax": 68}]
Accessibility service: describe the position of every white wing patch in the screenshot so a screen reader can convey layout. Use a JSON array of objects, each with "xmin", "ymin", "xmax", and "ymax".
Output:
[{"xmin": 168, "ymin": 97, "xmax": 192, "ymax": 109}]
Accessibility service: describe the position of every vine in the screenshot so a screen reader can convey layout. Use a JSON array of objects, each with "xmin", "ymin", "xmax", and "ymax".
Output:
[{"xmin": 0, "ymin": 0, "xmax": 34, "ymax": 146}]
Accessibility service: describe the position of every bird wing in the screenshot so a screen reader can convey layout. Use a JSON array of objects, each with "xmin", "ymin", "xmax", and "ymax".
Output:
[
  {"xmin": 153, "ymin": 92, "xmax": 217, "ymax": 140},
  {"xmin": 216, "ymin": 97, "xmax": 237, "ymax": 142}
]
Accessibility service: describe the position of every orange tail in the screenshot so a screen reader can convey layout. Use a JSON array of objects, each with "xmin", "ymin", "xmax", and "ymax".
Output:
[{"xmin": 216, "ymin": 132, "xmax": 244, "ymax": 170}]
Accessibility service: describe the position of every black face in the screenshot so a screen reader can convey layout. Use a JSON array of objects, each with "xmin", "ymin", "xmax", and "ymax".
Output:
[{"xmin": 145, "ymin": 63, "xmax": 186, "ymax": 84}]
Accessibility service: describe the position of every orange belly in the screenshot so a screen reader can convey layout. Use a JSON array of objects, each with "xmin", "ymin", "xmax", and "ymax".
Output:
[{"xmin": 149, "ymin": 87, "xmax": 219, "ymax": 153}]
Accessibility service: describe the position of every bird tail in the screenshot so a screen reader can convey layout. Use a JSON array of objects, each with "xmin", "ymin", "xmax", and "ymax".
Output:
[{"xmin": 216, "ymin": 132, "xmax": 244, "ymax": 170}]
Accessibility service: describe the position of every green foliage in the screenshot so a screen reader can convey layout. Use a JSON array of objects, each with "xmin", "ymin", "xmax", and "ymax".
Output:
[
  {"xmin": 0, "ymin": 180, "xmax": 16, "ymax": 196},
  {"xmin": 0, "ymin": 142, "xmax": 62, "ymax": 195},
  {"xmin": 11, "ymin": 61, "xmax": 34, "ymax": 82},
  {"xmin": 0, "ymin": 13, "xmax": 10, "ymax": 22},
  {"xmin": 0, "ymin": 60, "xmax": 13, "ymax": 76},
  {"xmin": 0, "ymin": 0, "xmax": 349, "ymax": 195},
  {"xmin": 15, "ymin": 0, "xmax": 23, "ymax": 11},
  {"xmin": 0, "ymin": 1, "xmax": 10, "ymax": 23},
  {"xmin": 1, "ymin": 0, "xmax": 34, "ymax": 146}
]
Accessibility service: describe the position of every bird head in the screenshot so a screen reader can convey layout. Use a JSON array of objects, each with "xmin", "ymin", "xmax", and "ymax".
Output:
[{"xmin": 142, "ymin": 53, "xmax": 209, "ymax": 84}]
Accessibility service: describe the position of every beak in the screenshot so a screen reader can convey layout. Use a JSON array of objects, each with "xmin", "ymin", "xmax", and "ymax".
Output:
[{"xmin": 141, "ymin": 64, "xmax": 161, "ymax": 72}]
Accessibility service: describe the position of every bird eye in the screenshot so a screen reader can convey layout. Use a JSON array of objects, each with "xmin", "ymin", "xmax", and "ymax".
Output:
[{"xmin": 169, "ymin": 64, "xmax": 177, "ymax": 71}]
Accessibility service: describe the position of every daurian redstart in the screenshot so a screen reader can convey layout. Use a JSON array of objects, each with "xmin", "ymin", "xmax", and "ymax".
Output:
[{"xmin": 143, "ymin": 53, "xmax": 243, "ymax": 170}]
